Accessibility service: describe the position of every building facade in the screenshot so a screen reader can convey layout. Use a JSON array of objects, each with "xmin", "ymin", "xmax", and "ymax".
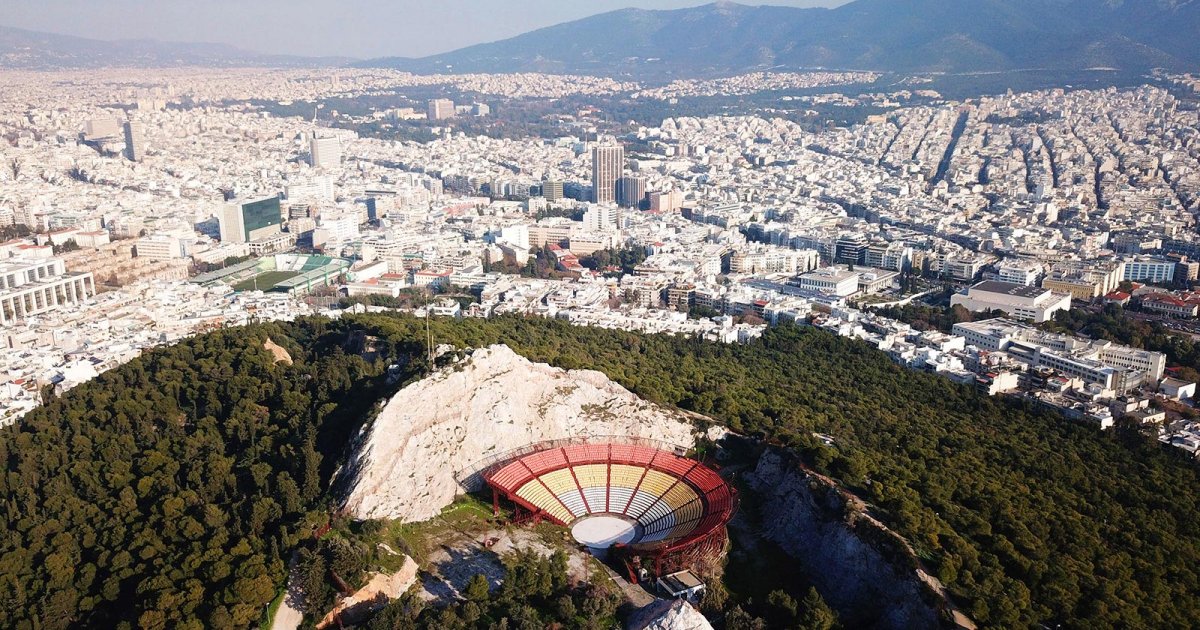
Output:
[
  {"xmin": 592, "ymin": 144, "xmax": 624, "ymax": 204},
  {"xmin": 0, "ymin": 258, "xmax": 96, "ymax": 325},
  {"xmin": 219, "ymin": 196, "xmax": 282, "ymax": 244}
]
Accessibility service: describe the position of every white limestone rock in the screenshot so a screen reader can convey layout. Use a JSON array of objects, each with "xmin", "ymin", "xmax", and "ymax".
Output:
[
  {"xmin": 343, "ymin": 344, "xmax": 699, "ymax": 522},
  {"xmin": 627, "ymin": 599, "xmax": 714, "ymax": 630}
]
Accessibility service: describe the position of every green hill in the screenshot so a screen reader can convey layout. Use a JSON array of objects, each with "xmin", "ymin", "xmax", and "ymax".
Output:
[{"xmin": 2, "ymin": 314, "xmax": 1198, "ymax": 628}]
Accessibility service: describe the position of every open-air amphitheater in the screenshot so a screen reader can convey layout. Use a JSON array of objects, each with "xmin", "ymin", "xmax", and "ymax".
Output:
[
  {"xmin": 480, "ymin": 440, "xmax": 737, "ymax": 579},
  {"xmin": 337, "ymin": 344, "xmax": 951, "ymax": 630}
]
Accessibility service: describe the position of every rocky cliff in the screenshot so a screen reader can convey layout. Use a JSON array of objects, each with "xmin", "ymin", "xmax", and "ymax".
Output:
[
  {"xmin": 745, "ymin": 449, "xmax": 950, "ymax": 629},
  {"xmin": 342, "ymin": 345, "xmax": 700, "ymax": 522},
  {"xmin": 626, "ymin": 599, "xmax": 714, "ymax": 630}
]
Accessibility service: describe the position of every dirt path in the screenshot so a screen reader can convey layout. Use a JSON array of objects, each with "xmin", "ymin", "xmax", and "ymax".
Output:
[{"xmin": 269, "ymin": 552, "xmax": 304, "ymax": 630}]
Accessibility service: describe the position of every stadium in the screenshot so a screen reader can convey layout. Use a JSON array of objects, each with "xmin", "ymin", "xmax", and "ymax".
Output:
[
  {"xmin": 191, "ymin": 253, "xmax": 349, "ymax": 296},
  {"xmin": 477, "ymin": 439, "xmax": 737, "ymax": 582}
]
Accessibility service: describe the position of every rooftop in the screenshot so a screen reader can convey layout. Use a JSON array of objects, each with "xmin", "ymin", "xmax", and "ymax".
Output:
[{"xmin": 971, "ymin": 280, "xmax": 1047, "ymax": 299}]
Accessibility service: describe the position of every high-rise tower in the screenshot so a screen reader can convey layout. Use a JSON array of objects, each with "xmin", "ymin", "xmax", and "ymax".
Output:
[
  {"xmin": 123, "ymin": 120, "xmax": 145, "ymax": 162},
  {"xmin": 591, "ymin": 144, "xmax": 624, "ymax": 204}
]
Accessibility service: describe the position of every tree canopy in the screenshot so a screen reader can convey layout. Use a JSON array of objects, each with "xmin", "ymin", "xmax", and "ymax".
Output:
[{"xmin": 1, "ymin": 313, "xmax": 1198, "ymax": 629}]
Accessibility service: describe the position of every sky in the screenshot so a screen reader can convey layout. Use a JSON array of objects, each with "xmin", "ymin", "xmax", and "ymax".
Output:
[{"xmin": 3, "ymin": 0, "xmax": 849, "ymax": 60}]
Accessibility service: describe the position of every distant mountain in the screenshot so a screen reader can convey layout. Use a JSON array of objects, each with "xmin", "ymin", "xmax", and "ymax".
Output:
[
  {"xmin": 0, "ymin": 26, "xmax": 347, "ymax": 69},
  {"xmin": 358, "ymin": 0, "xmax": 1200, "ymax": 77}
]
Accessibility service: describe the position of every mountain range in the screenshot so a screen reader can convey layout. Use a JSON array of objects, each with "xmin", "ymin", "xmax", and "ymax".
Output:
[
  {"xmin": 360, "ymin": 0, "xmax": 1200, "ymax": 76},
  {"xmin": 3, "ymin": 0, "xmax": 1198, "ymax": 76},
  {"xmin": 0, "ymin": 25, "xmax": 347, "ymax": 70}
]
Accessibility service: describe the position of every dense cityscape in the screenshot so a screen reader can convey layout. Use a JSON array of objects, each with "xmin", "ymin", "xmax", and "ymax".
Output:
[
  {"xmin": 5, "ymin": 68, "xmax": 1200, "ymax": 451},
  {"xmin": 4, "ymin": 2, "xmax": 1200, "ymax": 630}
]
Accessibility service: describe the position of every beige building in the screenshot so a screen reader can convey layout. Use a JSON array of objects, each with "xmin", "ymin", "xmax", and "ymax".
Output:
[{"xmin": 1041, "ymin": 262, "xmax": 1125, "ymax": 300}]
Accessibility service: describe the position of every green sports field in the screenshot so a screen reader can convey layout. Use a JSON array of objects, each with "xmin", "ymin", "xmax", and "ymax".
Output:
[{"xmin": 231, "ymin": 270, "xmax": 300, "ymax": 292}]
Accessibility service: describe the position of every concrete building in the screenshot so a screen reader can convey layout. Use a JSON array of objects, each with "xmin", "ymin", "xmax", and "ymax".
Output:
[
  {"xmin": 864, "ymin": 242, "xmax": 912, "ymax": 272},
  {"xmin": 592, "ymin": 144, "xmax": 624, "ymax": 204},
  {"xmin": 136, "ymin": 235, "xmax": 187, "ymax": 260},
  {"xmin": 583, "ymin": 205, "xmax": 618, "ymax": 232},
  {"xmin": 427, "ymin": 99, "xmax": 455, "ymax": 121},
  {"xmin": 219, "ymin": 196, "xmax": 283, "ymax": 244},
  {"xmin": 1042, "ymin": 262, "xmax": 1125, "ymax": 301},
  {"xmin": 797, "ymin": 267, "xmax": 859, "ymax": 297},
  {"xmin": 1161, "ymin": 377, "xmax": 1196, "ymax": 401},
  {"xmin": 247, "ymin": 231, "xmax": 296, "ymax": 256},
  {"xmin": 953, "ymin": 318, "xmax": 1165, "ymax": 392},
  {"xmin": 286, "ymin": 175, "xmax": 335, "ymax": 203},
  {"xmin": 951, "ymin": 280, "xmax": 1072, "ymax": 323},
  {"xmin": 618, "ymin": 175, "xmax": 647, "ymax": 208},
  {"xmin": 943, "ymin": 256, "xmax": 987, "ymax": 282},
  {"xmin": 309, "ymin": 133, "xmax": 342, "ymax": 169},
  {"xmin": 541, "ymin": 180, "xmax": 564, "ymax": 202},
  {"xmin": 1123, "ymin": 258, "xmax": 1176, "ymax": 285},
  {"xmin": 123, "ymin": 120, "xmax": 145, "ymax": 162},
  {"xmin": 528, "ymin": 222, "xmax": 573, "ymax": 249},
  {"xmin": 997, "ymin": 261, "xmax": 1042, "ymax": 286},
  {"xmin": 0, "ymin": 258, "xmax": 96, "ymax": 325},
  {"xmin": 649, "ymin": 190, "xmax": 685, "ymax": 213},
  {"xmin": 83, "ymin": 117, "xmax": 120, "ymax": 141}
]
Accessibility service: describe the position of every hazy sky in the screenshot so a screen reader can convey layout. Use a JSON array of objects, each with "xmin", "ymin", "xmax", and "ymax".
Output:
[{"xmin": 3, "ymin": 0, "xmax": 849, "ymax": 59}]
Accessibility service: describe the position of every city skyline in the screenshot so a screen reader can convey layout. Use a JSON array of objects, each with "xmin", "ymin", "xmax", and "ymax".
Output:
[{"xmin": 0, "ymin": 0, "xmax": 848, "ymax": 60}]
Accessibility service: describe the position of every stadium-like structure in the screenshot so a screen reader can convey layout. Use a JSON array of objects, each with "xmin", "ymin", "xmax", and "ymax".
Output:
[{"xmin": 478, "ymin": 440, "xmax": 736, "ymax": 580}]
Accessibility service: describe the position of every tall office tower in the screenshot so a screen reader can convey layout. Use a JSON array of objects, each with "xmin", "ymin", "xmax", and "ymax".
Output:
[
  {"xmin": 541, "ymin": 180, "xmax": 564, "ymax": 202},
  {"xmin": 218, "ymin": 196, "xmax": 283, "ymax": 244},
  {"xmin": 427, "ymin": 99, "xmax": 456, "ymax": 121},
  {"xmin": 591, "ymin": 144, "xmax": 624, "ymax": 204},
  {"xmin": 123, "ymin": 121, "xmax": 145, "ymax": 162},
  {"xmin": 309, "ymin": 132, "xmax": 341, "ymax": 168},
  {"xmin": 618, "ymin": 175, "xmax": 647, "ymax": 209}
]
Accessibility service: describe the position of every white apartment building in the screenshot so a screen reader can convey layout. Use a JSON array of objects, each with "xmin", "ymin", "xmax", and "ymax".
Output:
[
  {"xmin": 314, "ymin": 214, "xmax": 361, "ymax": 244},
  {"xmin": 583, "ymin": 204, "xmax": 619, "ymax": 232},
  {"xmin": 951, "ymin": 280, "xmax": 1072, "ymax": 323},
  {"xmin": 136, "ymin": 235, "xmax": 188, "ymax": 260},
  {"xmin": 997, "ymin": 261, "xmax": 1043, "ymax": 286},
  {"xmin": 0, "ymin": 258, "xmax": 96, "ymax": 326},
  {"xmin": 286, "ymin": 175, "xmax": 335, "ymax": 203},
  {"xmin": 865, "ymin": 242, "xmax": 912, "ymax": 272},
  {"xmin": 1123, "ymin": 258, "xmax": 1176, "ymax": 284}
]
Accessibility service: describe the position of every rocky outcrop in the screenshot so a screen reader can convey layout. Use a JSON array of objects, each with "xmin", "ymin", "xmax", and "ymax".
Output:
[
  {"xmin": 263, "ymin": 338, "xmax": 292, "ymax": 365},
  {"xmin": 745, "ymin": 449, "xmax": 945, "ymax": 630},
  {"xmin": 626, "ymin": 599, "xmax": 714, "ymax": 630},
  {"xmin": 317, "ymin": 556, "xmax": 419, "ymax": 629},
  {"xmin": 342, "ymin": 345, "xmax": 699, "ymax": 522}
]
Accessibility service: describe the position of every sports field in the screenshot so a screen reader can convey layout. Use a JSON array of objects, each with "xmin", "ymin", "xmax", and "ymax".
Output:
[{"xmin": 231, "ymin": 270, "xmax": 300, "ymax": 292}]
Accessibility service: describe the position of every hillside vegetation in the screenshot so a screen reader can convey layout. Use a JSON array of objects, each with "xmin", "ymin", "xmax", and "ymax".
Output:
[{"xmin": 1, "ymin": 314, "xmax": 1198, "ymax": 628}]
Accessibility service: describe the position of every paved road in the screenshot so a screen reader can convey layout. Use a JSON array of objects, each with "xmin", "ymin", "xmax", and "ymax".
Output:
[{"xmin": 269, "ymin": 552, "xmax": 304, "ymax": 630}]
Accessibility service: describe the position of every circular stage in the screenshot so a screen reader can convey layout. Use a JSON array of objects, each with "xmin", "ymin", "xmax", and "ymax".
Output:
[
  {"xmin": 482, "ymin": 441, "xmax": 737, "ymax": 577},
  {"xmin": 571, "ymin": 514, "xmax": 639, "ymax": 548}
]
